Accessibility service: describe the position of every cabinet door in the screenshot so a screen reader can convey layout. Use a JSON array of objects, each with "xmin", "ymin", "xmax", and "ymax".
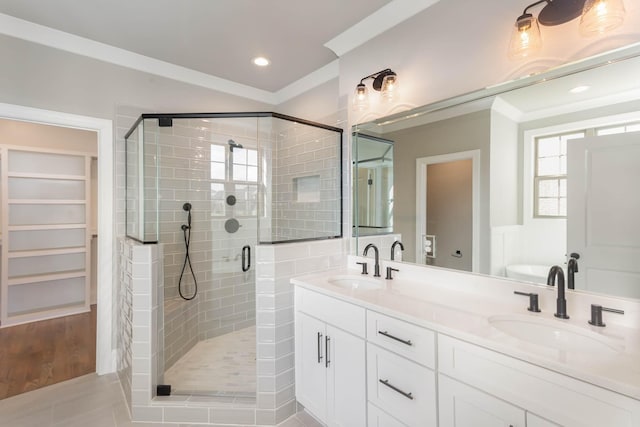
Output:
[
  {"xmin": 326, "ymin": 324, "xmax": 366, "ymax": 427},
  {"xmin": 295, "ymin": 312, "xmax": 327, "ymax": 422},
  {"xmin": 439, "ymin": 375, "xmax": 525, "ymax": 427},
  {"xmin": 527, "ymin": 413, "xmax": 560, "ymax": 427}
]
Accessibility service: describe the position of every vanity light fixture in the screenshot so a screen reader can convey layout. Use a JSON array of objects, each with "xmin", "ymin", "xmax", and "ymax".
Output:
[
  {"xmin": 508, "ymin": 0, "xmax": 625, "ymax": 60},
  {"xmin": 353, "ymin": 68, "xmax": 399, "ymax": 111}
]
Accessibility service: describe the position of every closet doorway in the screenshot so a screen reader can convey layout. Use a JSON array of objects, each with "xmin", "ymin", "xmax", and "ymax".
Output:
[{"xmin": 0, "ymin": 118, "xmax": 98, "ymax": 399}]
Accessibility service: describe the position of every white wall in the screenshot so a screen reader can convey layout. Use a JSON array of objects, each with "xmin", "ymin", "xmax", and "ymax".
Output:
[{"xmin": 340, "ymin": 0, "xmax": 640, "ymax": 125}]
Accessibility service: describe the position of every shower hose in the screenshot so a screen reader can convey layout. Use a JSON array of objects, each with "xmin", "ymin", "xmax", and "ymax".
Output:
[{"xmin": 178, "ymin": 202, "xmax": 198, "ymax": 300}]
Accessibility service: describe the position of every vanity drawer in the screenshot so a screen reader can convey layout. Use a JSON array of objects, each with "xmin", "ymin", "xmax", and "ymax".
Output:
[
  {"xmin": 367, "ymin": 310, "xmax": 435, "ymax": 368},
  {"xmin": 368, "ymin": 403, "xmax": 408, "ymax": 427},
  {"xmin": 438, "ymin": 334, "xmax": 640, "ymax": 427},
  {"xmin": 367, "ymin": 343, "xmax": 437, "ymax": 427},
  {"xmin": 295, "ymin": 287, "xmax": 365, "ymax": 337}
]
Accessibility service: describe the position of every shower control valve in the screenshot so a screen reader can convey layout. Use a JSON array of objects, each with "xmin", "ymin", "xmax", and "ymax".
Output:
[{"xmin": 181, "ymin": 224, "xmax": 190, "ymax": 231}]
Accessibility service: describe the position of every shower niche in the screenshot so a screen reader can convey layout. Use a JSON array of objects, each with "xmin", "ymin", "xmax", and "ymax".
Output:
[{"xmin": 125, "ymin": 112, "xmax": 342, "ymax": 398}]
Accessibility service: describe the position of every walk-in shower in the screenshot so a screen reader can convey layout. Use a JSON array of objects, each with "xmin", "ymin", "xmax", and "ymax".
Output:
[{"xmin": 125, "ymin": 112, "xmax": 342, "ymax": 399}]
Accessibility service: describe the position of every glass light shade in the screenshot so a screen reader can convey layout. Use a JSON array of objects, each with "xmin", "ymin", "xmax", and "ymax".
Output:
[
  {"xmin": 508, "ymin": 15, "xmax": 542, "ymax": 60},
  {"xmin": 353, "ymin": 83, "xmax": 369, "ymax": 111},
  {"xmin": 380, "ymin": 74, "xmax": 399, "ymax": 102},
  {"xmin": 579, "ymin": 0, "xmax": 625, "ymax": 36}
]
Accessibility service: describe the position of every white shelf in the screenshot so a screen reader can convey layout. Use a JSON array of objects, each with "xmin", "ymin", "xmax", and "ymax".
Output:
[
  {"xmin": 2, "ymin": 302, "xmax": 88, "ymax": 328},
  {"xmin": 8, "ymin": 199, "xmax": 86, "ymax": 205},
  {"xmin": 8, "ymin": 270, "xmax": 86, "ymax": 286},
  {"xmin": 8, "ymin": 246, "xmax": 86, "ymax": 258},
  {"xmin": 8, "ymin": 224, "xmax": 87, "ymax": 231},
  {"xmin": 1, "ymin": 147, "xmax": 92, "ymax": 327},
  {"xmin": 7, "ymin": 172, "xmax": 85, "ymax": 180}
]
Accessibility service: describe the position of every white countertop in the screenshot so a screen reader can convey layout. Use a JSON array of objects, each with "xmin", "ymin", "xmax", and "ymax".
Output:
[{"xmin": 291, "ymin": 261, "xmax": 640, "ymax": 401}]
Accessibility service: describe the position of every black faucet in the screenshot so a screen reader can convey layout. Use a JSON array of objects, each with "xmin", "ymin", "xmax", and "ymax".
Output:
[
  {"xmin": 363, "ymin": 243, "xmax": 381, "ymax": 277},
  {"xmin": 547, "ymin": 265, "xmax": 569, "ymax": 319},
  {"xmin": 391, "ymin": 241, "xmax": 404, "ymax": 261},
  {"xmin": 567, "ymin": 253, "xmax": 579, "ymax": 290}
]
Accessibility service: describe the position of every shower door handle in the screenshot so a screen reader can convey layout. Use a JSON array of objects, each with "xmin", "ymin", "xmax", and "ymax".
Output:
[{"xmin": 242, "ymin": 245, "xmax": 251, "ymax": 272}]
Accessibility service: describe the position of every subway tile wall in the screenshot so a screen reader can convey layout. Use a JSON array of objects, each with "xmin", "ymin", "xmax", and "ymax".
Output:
[
  {"xmin": 267, "ymin": 119, "xmax": 342, "ymax": 242},
  {"xmin": 121, "ymin": 237, "xmax": 343, "ymax": 425},
  {"xmin": 142, "ymin": 117, "xmax": 260, "ymax": 370}
]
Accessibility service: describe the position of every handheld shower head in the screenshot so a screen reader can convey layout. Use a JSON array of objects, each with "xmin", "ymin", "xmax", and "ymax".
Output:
[{"xmin": 183, "ymin": 202, "xmax": 192, "ymax": 211}]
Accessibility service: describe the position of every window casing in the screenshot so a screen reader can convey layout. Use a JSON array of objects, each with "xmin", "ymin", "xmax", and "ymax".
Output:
[{"xmin": 532, "ymin": 120, "xmax": 640, "ymax": 218}]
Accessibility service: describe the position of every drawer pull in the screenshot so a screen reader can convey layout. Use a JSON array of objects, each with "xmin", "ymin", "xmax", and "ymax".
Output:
[
  {"xmin": 317, "ymin": 332, "xmax": 323, "ymax": 363},
  {"xmin": 325, "ymin": 336, "xmax": 331, "ymax": 367},
  {"xmin": 378, "ymin": 330, "xmax": 413, "ymax": 346},
  {"xmin": 379, "ymin": 379, "xmax": 414, "ymax": 400}
]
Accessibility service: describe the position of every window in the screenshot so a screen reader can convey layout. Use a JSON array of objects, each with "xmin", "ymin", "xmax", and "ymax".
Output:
[
  {"xmin": 534, "ymin": 132, "xmax": 585, "ymax": 217},
  {"xmin": 595, "ymin": 121, "xmax": 640, "ymax": 136},
  {"xmin": 531, "ymin": 119, "xmax": 640, "ymax": 218},
  {"xmin": 210, "ymin": 143, "xmax": 258, "ymax": 217}
]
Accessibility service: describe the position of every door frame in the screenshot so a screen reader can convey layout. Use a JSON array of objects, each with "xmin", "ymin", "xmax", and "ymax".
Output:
[
  {"xmin": 0, "ymin": 102, "xmax": 114, "ymax": 374},
  {"xmin": 416, "ymin": 150, "xmax": 480, "ymax": 272}
]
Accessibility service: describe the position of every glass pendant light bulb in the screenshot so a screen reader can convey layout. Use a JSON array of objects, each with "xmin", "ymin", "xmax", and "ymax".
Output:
[
  {"xmin": 380, "ymin": 73, "xmax": 399, "ymax": 102},
  {"xmin": 508, "ymin": 13, "xmax": 542, "ymax": 60},
  {"xmin": 579, "ymin": 0, "xmax": 625, "ymax": 36},
  {"xmin": 353, "ymin": 83, "xmax": 369, "ymax": 111}
]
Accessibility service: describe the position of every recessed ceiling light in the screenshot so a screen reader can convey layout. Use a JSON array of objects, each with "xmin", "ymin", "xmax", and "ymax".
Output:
[
  {"xmin": 253, "ymin": 57, "xmax": 270, "ymax": 67},
  {"xmin": 569, "ymin": 85, "xmax": 590, "ymax": 94}
]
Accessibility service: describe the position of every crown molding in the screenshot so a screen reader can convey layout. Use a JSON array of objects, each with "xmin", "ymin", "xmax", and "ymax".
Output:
[{"xmin": 324, "ymin": 0, "xmax": 441, "ymax": 57}]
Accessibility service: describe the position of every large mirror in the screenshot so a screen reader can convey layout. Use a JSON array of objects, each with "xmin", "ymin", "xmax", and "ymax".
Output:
[
  {"xmin": 353, "ymin": 48, "xmax": 640, "ymax": 300},
  {"xmin": 352, "ymin": 133, "xmax": 394, "ymax": 237}
]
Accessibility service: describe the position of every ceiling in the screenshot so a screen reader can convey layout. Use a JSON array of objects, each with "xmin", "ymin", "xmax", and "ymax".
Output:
[{"xmin": 0, "ymin": 0, "xmax": 433, "ymax": 99}]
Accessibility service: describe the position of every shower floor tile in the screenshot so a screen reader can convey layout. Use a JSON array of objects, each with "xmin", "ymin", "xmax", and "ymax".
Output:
[{"xmin": 164, "ymin": 325, "xmax": 256, "ymax": 396}]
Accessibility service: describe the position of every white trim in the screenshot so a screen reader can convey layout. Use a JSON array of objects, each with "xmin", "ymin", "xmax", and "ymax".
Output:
[
  {"xmin": 275, "ymin": 60, "xmax": 340, "ymax": 104},
  {"xmin": 522, "ymin": 110, "xmax": 640, "ymax": 226},
  {"xmin": 415, "ymin": 150, "xmax": 480, "ymax": 273},
  {"xmin": 0, "ymin": 13, "xmax": 275, "ymax": 105},
  {"xmin": 0, "ymin": 102, "xmax": 115, "ymax": 375},
  {"xmin": 324, "ymin": 0, "xmax": 442, "ymax": 57}
]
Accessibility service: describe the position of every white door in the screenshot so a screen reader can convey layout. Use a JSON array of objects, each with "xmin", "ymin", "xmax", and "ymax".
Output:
[
  {"xmin": 295, "ymin": 312, "xmax": 327, "ymax": 421},
  {"xmin": 416, "ymin": 150, "xmax": 480, "ymax": 271},
  {"xmin": 567, "ymin": 132, "xmax": 640, "ymax": 298},
  {"xmin": 326, "ymin": 325, "xmax": 366, "ymax": 427},
  {"xmin": 438, "ymin": 375, "xmax": 525, "ymax": 427}
]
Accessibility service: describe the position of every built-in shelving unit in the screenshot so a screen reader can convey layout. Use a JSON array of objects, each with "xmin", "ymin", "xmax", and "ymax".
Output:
[{"xmin": 1, "ymin": 147, "xmax": 91, "ymax": 327}]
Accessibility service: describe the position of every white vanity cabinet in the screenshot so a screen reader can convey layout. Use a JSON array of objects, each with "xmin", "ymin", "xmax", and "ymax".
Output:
[
  {"xmin": 366, "ymin": 311, "xmax": 437, "ymax": 427},
  {"xmin": 438, "ymin": 334, "xmax": 640, "ymax": 427},
  {"xmin": 438, "ymin": 375, "xmax": 525, "ymax": 427},
  {"xmin": 295, "ymin": 287, "xmax": 367, "ymax": 427}
]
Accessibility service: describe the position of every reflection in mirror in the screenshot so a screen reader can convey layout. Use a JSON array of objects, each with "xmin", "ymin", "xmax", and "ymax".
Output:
[
  {"xmin": 353, "ymin": 51, "xmax": 640, "ymax": 300},
  {"xmin": 352, "ymin": 133, "xmax": 394, "ymax": 237}
]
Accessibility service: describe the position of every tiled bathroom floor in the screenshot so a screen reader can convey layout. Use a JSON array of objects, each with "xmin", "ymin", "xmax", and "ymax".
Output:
[
  {"xmin": 164, "ymin": 326, "xmax": 257, "ymax": 396},
  {"xmin": 0, "ymin": 372, "xmax": 323, "ymax": 426}
]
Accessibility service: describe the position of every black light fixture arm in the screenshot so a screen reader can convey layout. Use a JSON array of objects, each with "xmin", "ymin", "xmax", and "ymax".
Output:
[
  {"xmin": 359, "ymin": 68, "xmax": 396, "ymax": 91},
  {"xmin": 521, "ymin": 0, "xmax": 550, "ymax": 18}
]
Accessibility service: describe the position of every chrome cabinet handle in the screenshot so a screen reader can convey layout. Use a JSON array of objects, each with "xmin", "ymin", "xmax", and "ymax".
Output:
[
  {"xmin": 325, "ymin": 336, "xmax": 331, "ymax": 367},
  {"xmin": 379, "ymin": 379, "xmax": 413, "ymax": 400},
  {"xmin": 378, "ymin": 330, "xmax": 413, "ymax": 346},
  {"xmin": 317, "ymin": 332, "xmax": 323, "ymax": 363}
]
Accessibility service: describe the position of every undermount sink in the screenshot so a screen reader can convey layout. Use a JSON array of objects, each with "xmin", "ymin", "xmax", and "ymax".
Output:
[
  {"xmin": 489, "ymin": 314, "xmax": 624, "ymax": 355},
  {"xmin": 328, "ymin": 275, "xmax": 385, "ymax": 291}
]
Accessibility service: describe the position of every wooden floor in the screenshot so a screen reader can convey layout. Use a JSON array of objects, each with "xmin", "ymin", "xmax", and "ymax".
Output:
[{"xmin": 0, "ymin": 305, "xmax": 96, "ymax": 400}]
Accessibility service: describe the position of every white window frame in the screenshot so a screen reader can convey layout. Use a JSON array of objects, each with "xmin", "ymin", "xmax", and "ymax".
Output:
[{"xmin": 523, "ymin": 111, "xmax": 640, "ymax": 224}]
